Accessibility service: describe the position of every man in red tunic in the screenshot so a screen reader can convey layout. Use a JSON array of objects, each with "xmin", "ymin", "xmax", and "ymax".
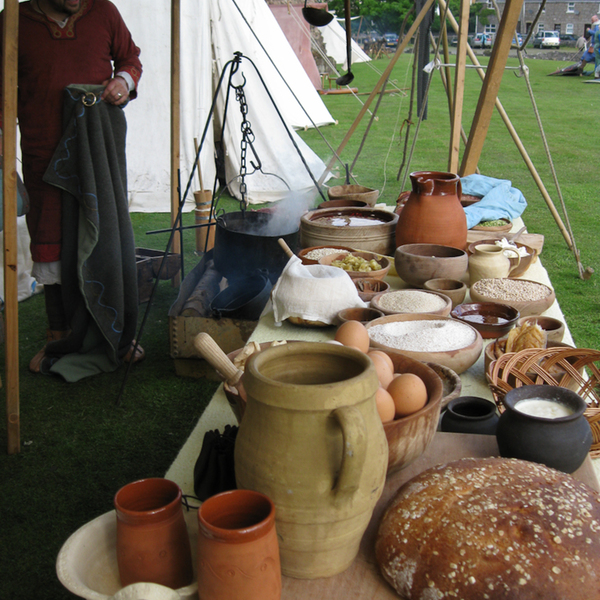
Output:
[{"xmin": 0, "ymin": 0, "xmax": 142, "ymax": 372}]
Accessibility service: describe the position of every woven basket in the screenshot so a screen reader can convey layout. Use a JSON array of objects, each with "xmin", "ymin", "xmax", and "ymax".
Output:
[{"xmin": 487, "ymin": 347, "xmax": 600, "ymax": 458}]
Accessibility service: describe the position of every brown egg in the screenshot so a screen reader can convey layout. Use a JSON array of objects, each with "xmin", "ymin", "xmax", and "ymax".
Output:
[
  {"xmin": 368, "ymin": 350, "xmax": 394, "ymax": 373},
  {"xmin": 370, "ymin": 353, "xmax": 394, "ymax": 389},
  {"xmin": 334, "ymin": 320, "xmax": 370, "ymax": 353},
  {"xmin": 387, "ymin": 373, "xmax": 428, "ymax": 418},
  {"xmin": 375, "ymin": 387, "xmax": 396, "ymax": 423}
]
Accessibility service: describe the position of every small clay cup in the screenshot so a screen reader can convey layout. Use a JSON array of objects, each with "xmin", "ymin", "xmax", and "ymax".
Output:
[{"xmin": 424, "ymin": 278, "xmax": 467, "ymax": 308}]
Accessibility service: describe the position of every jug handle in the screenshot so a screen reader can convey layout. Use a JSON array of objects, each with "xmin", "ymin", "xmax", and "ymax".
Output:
[
  {"xmin": 505, "ymin": 247, "xmax": 521, "ymax": 274},
  {"xmin": 332, "ymin": 406, "xmax": 367, "ymax": 506}
]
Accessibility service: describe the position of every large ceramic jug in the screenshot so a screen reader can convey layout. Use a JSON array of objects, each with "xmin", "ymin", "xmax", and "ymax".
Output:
[
  {"xmin": 468, "ymin": 244, "xmax": 521, "ymax": 285},
  {"xmin": 235, "ymin": 342, "xmax": 388, "ymax": 580},
  {"xmin": 395, "ymin": 171, "xmax": 467, "ymax": 249}
]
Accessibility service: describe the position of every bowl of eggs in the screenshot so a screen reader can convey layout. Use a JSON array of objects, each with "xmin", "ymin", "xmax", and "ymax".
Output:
[{"xmin": 334, "ymin": 320, "xmax": 444, "ymax": 473}]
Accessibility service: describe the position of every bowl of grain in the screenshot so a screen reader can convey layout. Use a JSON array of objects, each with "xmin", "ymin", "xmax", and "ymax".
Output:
[
  {"xmin": 365, "ymin": 314, "xmax": 483, "ymax": 374},
  {"xmin": 394, "ymin": 244, "xmax": 469, "ymax": 288},
  {"xmin": 370, "ymin": 289, "xmax": 452, "ymax": 317},
  {"xmin": 470, "ymin": 278, "xmax": 556, "ymax": 317},
  {"xmin": 319, "ymin": 251, "xmax": 390, "ymax": 280},
  {"xmin": 297, "ymin": 245, "xmax": 355, "ymax": 266}
]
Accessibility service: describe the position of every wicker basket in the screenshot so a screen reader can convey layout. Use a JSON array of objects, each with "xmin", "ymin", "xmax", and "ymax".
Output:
[{"xmin": 487, "ymin": 346, "xmax": 600, "ymax": 457}]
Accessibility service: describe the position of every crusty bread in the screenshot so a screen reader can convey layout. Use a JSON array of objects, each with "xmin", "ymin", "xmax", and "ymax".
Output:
[{"xmin": 376, "ymin": 457, "xmax": 600, "ymax": 600}]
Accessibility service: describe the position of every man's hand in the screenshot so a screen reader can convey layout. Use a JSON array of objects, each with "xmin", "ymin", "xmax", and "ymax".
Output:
[{"xmin": 101, "ymin": 77, "xmax": 129, "ymax": 105}]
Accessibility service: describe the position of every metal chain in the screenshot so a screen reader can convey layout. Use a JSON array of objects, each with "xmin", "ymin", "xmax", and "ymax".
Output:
[{"xmin": 235, "ymin": 82, "xmax": 254, "ymax": 210}]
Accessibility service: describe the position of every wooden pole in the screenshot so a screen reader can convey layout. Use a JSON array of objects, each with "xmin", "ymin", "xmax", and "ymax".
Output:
[
  {"xmin": 438, "ymin": 0, "xmax": 573, "ymax": 249},
  {"xmin": 170, "ymin": 0, "xmax": 181, "ymax": 286},
  {"xmin": 3, "ymin": 0, "xmax": 20, "ymax": 454},
  {"xmin": 317, "ymin": 0, "xmax": 435, "ymax": 186}
]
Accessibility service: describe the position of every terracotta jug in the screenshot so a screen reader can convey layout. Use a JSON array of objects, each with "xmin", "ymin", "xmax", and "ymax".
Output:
[
  {"xmin": 197, "ymin": 489, "xmax": 281, "ymax": 600},
  {"xmin": 468, "ymin": 243, "xmax": 521, "ymax": 285},
  {"xmin": 395, "ymin": 171, "xmax": 467, "ymax": 249},
  {"xmin": 114, "ymin": 478, "xmax": 193, "ymax": 590},
  {"xmin": 235, "ymin": 342, "xmax": 388, "ymax": 579}
]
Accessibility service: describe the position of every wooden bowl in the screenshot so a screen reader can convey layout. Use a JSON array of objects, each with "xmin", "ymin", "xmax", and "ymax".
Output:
[
  {"xmin": 425, "ymin": 362, "xmax": 462, "ymax": 409},
  {"xmin": 471, "ymin": 218, "xmax": 512, "ymax": 233},
  {"xmin": 451, "ymin": 302, "xmax": 520, "ymax": 339},
  {"xmin": 460, "ymin": 193, "xmax": 482, "ymax": 207},
  {"xmin": 517, "ymin": 315, "xmax": 565, "ymax": 343},
  {"xmin": 470, "ymin": 278, "xmax": 555, "ymax": 317},
  {"xmin": 337, "ymin": 307, "xmax": 384, "ymax": 325},
  {"xmin": 377, "ymin": 350, "xmax": 444, "ymax": 473},
  {"xmin": 327, "ymin": 184, "xmax": 379, "ymax": 206},
  {"xmin": 424, "ymin": 278, "xmax": 467, "ymax": 308},
  {"xmin": 394, "ymin": 243, "xmax": 469, "ymax": 288},
  {"xmin": 319, "ymin": 251, "xmax": 390, "ymax": 280},
  {"xmin": 468, "ymin": 239, "xmax": 537, "ymax": 278},
  {"xmin": 297, "ymin": 245, "xmax": 354, "ymax": 266},
  {"xmin": 371, "ymin": 289, "xmax": 452, "ymax": 317},
  {"xmin": 365, "ymin": 313, "xmax": 483, "ymax": 374},
  {"xmin": 353, "ymin": 278, "xmax": 390, "ymax": 302}
]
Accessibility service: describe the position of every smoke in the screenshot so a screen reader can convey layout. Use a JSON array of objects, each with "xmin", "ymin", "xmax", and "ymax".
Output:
[{"xmin": 259, "ymin": 189, "xmax": 318, "ymax": 237}]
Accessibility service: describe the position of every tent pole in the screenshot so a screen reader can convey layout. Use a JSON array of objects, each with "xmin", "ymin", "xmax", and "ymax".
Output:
[
  {"xmin": 439, "ymin": 0, "xmax": 574, "ymax": 250},
  {"xmin": 3, "ymin": 0, "xmax": 20, "ymax": 454},
  {"xmin": 317, "ymin": 0, "xmax": 435, "ymax": 186},
  {"xmin": 170, "ymin": 0, "xmax": 181, "ymax": 286}
]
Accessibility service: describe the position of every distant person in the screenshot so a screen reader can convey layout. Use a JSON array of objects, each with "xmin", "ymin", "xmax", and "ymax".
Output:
[
  {"xmin": 576, "ymin": 34, "xmax": 587, "ymax": 51},
  {"xmin": 579, "ymin": 15, "xmax": 599, "ymax": 73}
]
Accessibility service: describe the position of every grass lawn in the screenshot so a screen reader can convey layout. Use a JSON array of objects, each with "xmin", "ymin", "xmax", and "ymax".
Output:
[{"xmin": 1, "ymin": 51, "xmax": 598, "ymax": 599}]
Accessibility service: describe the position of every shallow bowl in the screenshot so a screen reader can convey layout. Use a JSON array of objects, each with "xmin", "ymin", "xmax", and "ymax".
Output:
[
  {"xmin": 297, "ymin": 245, "xmax": 354, "ymax": 266},
  {"xmin": 517, "ymin": 315, "xmax": 565, "ymax": 343},
  {"xmin": 353, "ymin": 278, "xmax": 390, "ymax": 302},
  {"xmin": 327, "ymin": 184, "xmax": 379, "ymax": 206},
  {"xmin": 470, "ymin": 278, "xmax": 556, "ymax": 317},
  {"xmin": 423, "ymin": 278, "xmax": 467, "ymax": 308},
  {"xmin": 376, "ymin": 350, "xmax": 444, "ymax": 473},
  {"xmin": 471, "ymin": 218, "xmax": 512, "ymax": 233},
  {"xmin": 394, "ymin": 243, "xmax": 469, "ymax": 288},
  {"xmin": 468, "ymin": 239, "xmax": 537, "ymax": 278},
  {"xmin": 319, "ymin": 251, "xmax": 390, "ymax": 280},
  {"xmin": 365, "ymin": 313, "xmax": 483, "ymax": 374},
  {"xmin": 371, "ymin": 289, "xmax": 452, "ymax": 317},
  {"xmin": 451, "ymin": 302, "xmax": 520, "ymax": 339},
  {"xmin": 337, "ymin": 307, "xmax": 384, "ymax": 325}
]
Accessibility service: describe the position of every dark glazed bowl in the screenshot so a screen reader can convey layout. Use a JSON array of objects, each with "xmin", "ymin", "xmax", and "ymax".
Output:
[{"xmin": 451, "ymin": 302, "xmax": 520, "ymax": 339}]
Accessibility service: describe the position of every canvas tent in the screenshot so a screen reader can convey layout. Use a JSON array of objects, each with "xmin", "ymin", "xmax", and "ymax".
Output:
[
  {"xmin": 319, "ymin": 15, "xmax": 371, "ymax": 71},
  {"xmin": 114, "ymin": 0, "xmax": 335, "ymax": 211}
]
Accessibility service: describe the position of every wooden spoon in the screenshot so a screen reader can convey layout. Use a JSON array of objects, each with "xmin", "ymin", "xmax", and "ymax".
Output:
[
  {"xmin": 277, "ymin": 237, "xmax": 295, "ymax": 259},
  {"xmin": 507, "ymin": 226, "xmax": 527, "ymax": 244}
]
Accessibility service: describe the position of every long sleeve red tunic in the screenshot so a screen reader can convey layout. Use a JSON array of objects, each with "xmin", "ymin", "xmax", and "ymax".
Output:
[{"xmin": 0, "ymin": 0, "xmax": 142, "ymax": 262}]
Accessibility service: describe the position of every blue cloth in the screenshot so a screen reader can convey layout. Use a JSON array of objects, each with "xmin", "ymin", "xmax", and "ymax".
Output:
[{"xmin": 461, "ymin": 174, "xmax": 527, "ymax": 230}]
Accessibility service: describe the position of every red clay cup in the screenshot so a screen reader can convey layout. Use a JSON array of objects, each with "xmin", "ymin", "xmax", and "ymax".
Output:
[
  {"xmin": 197, "ymin": 489, "xmax": 281, "ymax": 600},
  {"xmin": 114, "ymin": 478, "xmax": 193, "ymax": 589}
]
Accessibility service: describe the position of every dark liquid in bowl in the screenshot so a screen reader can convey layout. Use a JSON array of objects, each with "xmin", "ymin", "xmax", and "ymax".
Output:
[{"xmin": 462, "ymin": 314, "xmax": 510, "ymax": 325}]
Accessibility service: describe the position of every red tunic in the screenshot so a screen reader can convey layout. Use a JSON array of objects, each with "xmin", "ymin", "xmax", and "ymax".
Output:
[{"xmin": 0, "ymin": 0, "xmax": 142, "ymax": 262}]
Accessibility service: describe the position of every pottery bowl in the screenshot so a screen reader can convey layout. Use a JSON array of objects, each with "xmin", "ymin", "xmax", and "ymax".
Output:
[
  {"xmin": 319, "ymin": 251, "xmax": 391, "ymax": 280},
  {"xmin": 423, "ymin": 278, "xmax": 467, "ymax": 308},
  {"xmin": 337, "ymin": 307, "xmax": 384, "ymax": 325},
  {"xmin": 370, "ymin": 289, "xmax": 452, "ymax": 317},
  {"xmin": 317, "ymin": 199, "xmax": 368, "ymax": 210},
  {"xmin": 297, "ymin": 245, "xmax": 354, "ymax": 266},
  {"xmin": 354, "ymin": 278, "xmax": 390, "ymax": 302},
  {"xmin": 469, "ymin": 278, "xmax": 556, "ymax": 317},
  {"xmin": 471, "ymin": 218, "xmax": 512, "ymax": 233},
  {"xmin": 517, "ymin": 315, "xmax": 565, "ymax": 343},
  {"xmin": 377, "ymin": 350, "xmax": 444, "ymax": 473},
  {"xmin": 394, "ymin": 243, "xmax": 469, "ymax": 288},
  {"xmin": 451, "ymin": 302, "xmax": 520, "ymax": 339},
  {"xmin": 468, "ymin": 239, "xmax": 537, "ymax": 278},
  {"xmin": 327, "ymin": 184, "xmax": 379, "ymax": 206},
  {"xmin": 426, "ymin": 362, "xmax": 462, "ymax": 409},
  {"xmin": 365, "ymin": 313, "xmax": 483, "ymax": 374},
  {"xmin": 56, "ymin": 510, "xmax": 199, "ymax": 600}
]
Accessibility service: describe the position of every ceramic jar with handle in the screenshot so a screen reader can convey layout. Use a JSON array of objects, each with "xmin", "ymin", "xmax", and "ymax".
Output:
[
  {"xmin": 468, "ymin": 244, "xmax": 521, "ymax": 285},
  {"xmin": 395, "ymin": 171, "xmax": 467, "ymax": 249},
  {"xmin": 234, "ymin": 342, "xmax": 388, "ymax": 579}
]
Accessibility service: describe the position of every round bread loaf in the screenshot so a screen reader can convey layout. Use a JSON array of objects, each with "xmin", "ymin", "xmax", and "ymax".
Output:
[{"xmin": 376, "ymin": 457, "xmax": 600, "ymax": 600}]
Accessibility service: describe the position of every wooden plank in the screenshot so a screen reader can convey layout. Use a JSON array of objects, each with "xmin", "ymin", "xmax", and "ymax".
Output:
[
  {"xmin": 170, "ymin": 0, "xmax": 181, "ymax": 286},
  {"xmin": 3, "ymin": 0, "xmax": 20, "ymax": 454}
]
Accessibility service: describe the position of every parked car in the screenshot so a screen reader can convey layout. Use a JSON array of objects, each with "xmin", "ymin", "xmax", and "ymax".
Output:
[
  {"xmin": 559, "ymin": 33, "xmax": 577, "ymax": 41},
  {"xmin": 383, "ymin": 32, "xmax": 399, "ymax": 47},
  {"xmin": 471, "ymin": 33, "xmax": 492, "ymax": 48},
  {"xmin": 511, "ymin": 34, "xmax": 523, "ymax": 48},
  {"xmin": 533, "ymin": 30, "xmax": 560, "ymax": 48}
]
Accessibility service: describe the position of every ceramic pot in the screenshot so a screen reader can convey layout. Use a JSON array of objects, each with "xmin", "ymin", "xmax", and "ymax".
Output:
[
  {"xmin": 441, "ymin": 396, "xmax": 499, "ymax": 435},
  {"xmin": 496, "ymin": 384, "xmax": 592, "ymax": 473},
  {"xmin": 114, "ymin": 478, "xmax": 193, "ymax": 589},
  {"xmin": 468, "ymin": 244, "xmax": 521, "ymax": 286},
  {"xmin": 395, "ymin": 171, "xmax": 467, "ymax": 250},
  {"xmin": 197, "ymin": 489, "xmax": 281, "ymax": 600},
  {"xmin": 235, "ymin": 342, "xmax": 388, "ymax": 579}
]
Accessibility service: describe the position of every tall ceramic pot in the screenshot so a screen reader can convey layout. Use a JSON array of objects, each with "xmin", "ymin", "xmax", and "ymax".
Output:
[
  {"xmin": 395, "ymin": 171, "xmax": 467, "ymax": 249},
  {"xmin": 197, "ymin": 489, "xmax": 281, "ymax": 600},
  {"xmin": 235, "ymin": 342, "xmax": 388, "ymax": 579},
  {"xmin": 468, "ymin": 243, "xmax": 521, "ymax": 285},
  {"xmin": 114, "ymin": 478, "xmax": 194, "ymax": 589}
]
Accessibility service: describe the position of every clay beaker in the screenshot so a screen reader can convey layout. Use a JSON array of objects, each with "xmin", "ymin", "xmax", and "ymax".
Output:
[
  {"xmin": 395, "ymin": 171, "xmax": 467, "ymax": 249},
  {"xmin": 468, "ymin": 244, "xmax": 521, "ymax": 286},
  {"xmin": 114, "ymin": 478, "xmax": 193, "ymax": 589},
  {"xmin": 235, "ymin": 342, "xmax": 388, "ymax": 579}
]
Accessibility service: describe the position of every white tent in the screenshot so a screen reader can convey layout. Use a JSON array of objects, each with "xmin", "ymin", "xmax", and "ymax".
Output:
[
  {"xmin": 320, "ymin": 16, "xmax": 371, "ymax": 71},
  {"xmin": 115, "ymin": 0, "xmax": 335, "ymax": 211}
]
